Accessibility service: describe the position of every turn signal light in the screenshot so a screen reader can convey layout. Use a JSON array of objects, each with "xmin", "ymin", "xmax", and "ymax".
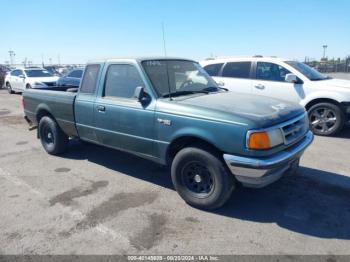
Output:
[{"xmin": 247, "ymin": 131, "xmax": 271, "ymax": 150}]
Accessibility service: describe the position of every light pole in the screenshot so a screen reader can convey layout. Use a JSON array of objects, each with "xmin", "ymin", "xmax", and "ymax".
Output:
[
  {"xmin": 8, "ymin": 50, "xmax": 16, "ymax": 65},
  {"xmin": 322, "ymin": 45, "xmax": 328, "ymax": 59}
]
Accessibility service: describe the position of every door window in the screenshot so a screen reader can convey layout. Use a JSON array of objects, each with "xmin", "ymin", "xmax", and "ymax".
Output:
[
  {"xmin": 222, "ymin": 62, "xmax": 252, "ymax": 79},
  {"xmin": 203, "ymin": 63, "xmax": 223, "ymax": 76},
  {"xmin": 256, "ymin": 62, "xmax": 291, "ymax": 82},
  {"xmin": 68, "ymin": 70, "xmax": 83, "ymax": 78},
  {"xmin": 103, "ymin": 64, "xmax": 143, "ymax": 99},
  {"xmin": 80, "ymin": 64, "xmax": 100, "ymax": 93}
]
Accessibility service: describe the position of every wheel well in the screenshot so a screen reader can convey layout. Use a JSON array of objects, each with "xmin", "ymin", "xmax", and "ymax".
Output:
[
  {"xmin": 166, "ymin": 136, "xmax": 222, "ymax": 165},
  {"xmin": 36, "ymin": 109, "xmax": 54, "ymax": 124},
  {"xmin": 305, "ymin": 98, "xmax": 340, "ymax": 111}
]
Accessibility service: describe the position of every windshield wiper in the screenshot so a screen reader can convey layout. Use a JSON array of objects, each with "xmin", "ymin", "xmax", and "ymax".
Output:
[
  {"xmin": 162, "ymin": 90, "xmax": 209, "ymax": 98},
  {"xmin": 203, "ymin": 86, "xmax": 228, "ymax": 92}
]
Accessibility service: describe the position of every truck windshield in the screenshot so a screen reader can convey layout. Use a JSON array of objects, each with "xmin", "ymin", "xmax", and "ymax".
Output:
[
  {"xmin": 142, "ymin": 60, "xmax": 219, "ymax": 97},
  {"xmin": 25, "ymin": 69, "xmax": 53, "ymax": 77},
  {"xmin": 285, "ymin": 61, "xmax": 329, "ymax": 81}
]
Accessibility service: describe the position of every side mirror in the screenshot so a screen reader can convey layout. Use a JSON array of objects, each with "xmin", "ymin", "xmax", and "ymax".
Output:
[
  {"xmin": 19, "ymin": 74, "xmax": 26, "ymax": 79},
  {"xmin": 285, "ymin": 73, "xmax": 298, "ymax": 83},
  {"xmin": 133, "ymin": 86, "xmax": 151, "ymax": 104}
]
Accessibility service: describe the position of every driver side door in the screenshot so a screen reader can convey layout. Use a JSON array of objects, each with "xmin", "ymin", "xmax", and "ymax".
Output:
[{"xmin": 94, "ymin": 63, "xmax": 156, "ymax": 157}]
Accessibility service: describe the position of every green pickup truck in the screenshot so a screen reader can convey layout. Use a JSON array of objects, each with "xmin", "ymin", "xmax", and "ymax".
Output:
[{"xmin": 23, "ymin": 57, "xmax": 313, "ymax": 210}]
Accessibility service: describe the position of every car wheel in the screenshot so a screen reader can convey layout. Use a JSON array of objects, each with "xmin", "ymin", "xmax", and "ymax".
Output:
[
  {"xmin": 26, "ymin": 84, "xmax": 32, "ymax": 89},
  {"xmin": 6, "ymin": 82, "xmax": 14, "ymax": 94},
  {"xmin": 171, "ymin": 146, "xmax": 235, "ymax": 210},
  {"xmin": 38, "ymin": 116, "xmax": 69, "ymax": 155},
  {"xmin": 308, "ymin": 102, "xmax": 344, "ymax": 136}
]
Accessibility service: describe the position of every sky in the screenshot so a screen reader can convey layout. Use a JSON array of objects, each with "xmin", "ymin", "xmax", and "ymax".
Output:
[{"xmin": 1, "ymin": 0, "xmax": 350, "ymax": 65}]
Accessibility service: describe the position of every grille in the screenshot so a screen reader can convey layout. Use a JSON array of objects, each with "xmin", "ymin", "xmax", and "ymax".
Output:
[
  {"xmin": 281, "ymin": 114, "xmax": 308, "ymax": 145},
  {"xmin": 43, "ymin": 82, "xmax": 56, "ymax": 87}
]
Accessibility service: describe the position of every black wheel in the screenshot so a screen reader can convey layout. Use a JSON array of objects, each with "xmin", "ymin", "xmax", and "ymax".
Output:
[
  {"xmin": 6, "ymin": 82, "xmax": 14, "ymax": 94},
  {"xmin": 38, "ymin": 116, "xmax": 68, "ymax": 155},
  {"xmin": 308, "ymin": 102, "xmax": 344, "ymax": 136},
  {"xmin": 26, "ymin": 84, "xmax": 32, "ymax": 89},
  {"xmin": 171, "ymin": 146, "xmax": 234, "ymax": 210}
]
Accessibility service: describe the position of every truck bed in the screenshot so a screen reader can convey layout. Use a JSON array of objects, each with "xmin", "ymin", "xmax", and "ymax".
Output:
[{"xmin": 23, "ymin": 88, "xmax": 78, "ymax": 137}]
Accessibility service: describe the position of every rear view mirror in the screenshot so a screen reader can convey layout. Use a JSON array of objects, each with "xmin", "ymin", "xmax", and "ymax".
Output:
[
  {"xmin": 133, "ymin": 86, "xmax": 151, "ymax": 104},
  {"xmin": 285, "ymin": 73, "xmax": 298, "ymax": 83},
  {"xmin": 19, "ymin": 74, "xmax": 26, "ymax": 79}
]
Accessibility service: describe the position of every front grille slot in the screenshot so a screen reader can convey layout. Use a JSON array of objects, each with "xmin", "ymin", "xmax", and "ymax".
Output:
[{"xmin": 281, "ymin": 115, "xmax": 308, "ymax": 145}]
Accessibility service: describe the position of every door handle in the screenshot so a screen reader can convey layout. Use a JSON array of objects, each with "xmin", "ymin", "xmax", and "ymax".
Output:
[
  {"xmin": 254, "ymin": 84, "xmax": 265, "ymax": 90},
  {"xmin": 97, "ymin": 105, "xmax": 106, "ymax": 112}
]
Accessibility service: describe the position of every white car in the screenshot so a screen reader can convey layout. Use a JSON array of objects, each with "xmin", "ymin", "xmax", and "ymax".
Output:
[
  {"xmin": 5, "ymin": 68, "xmax": 59, "ymax": 94},
  {"xmin": 201, "ymin": 56, "xmax": 350, "ymax": 136}
]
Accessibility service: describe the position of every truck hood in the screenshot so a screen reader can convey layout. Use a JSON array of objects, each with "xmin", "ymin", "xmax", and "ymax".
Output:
[{"xmin": 157, "ymin": 91, "xmax": 305, "ymax": 128}]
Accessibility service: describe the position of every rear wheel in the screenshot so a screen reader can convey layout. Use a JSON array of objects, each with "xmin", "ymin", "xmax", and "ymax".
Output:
[
  {"xmin": 6, "ymin": 82, "xmax": 14, "ymax": 94},
  {"xmin": 171, "ymin": 146, "xmax": 234, "ymax": 210},
  {"xmin": 308, "ymin": 102, "xmax": 344, "ymax": 136},
  {"xmin": 38, "ymin": 116, "xmax": 68, "ymax": 155}
]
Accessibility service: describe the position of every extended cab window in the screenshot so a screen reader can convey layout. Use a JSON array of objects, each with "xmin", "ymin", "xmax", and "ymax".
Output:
[
  {"xmin": 80, "ymin": 64, "xmax": 100, "ymax": 93},
  {"xmin": 222, "ymin": 62, "xmax": 251, "ymax": 78},
  {"xmin": 256, "ymin": 62, "xmax": 291, "ymax": 82},
  {"xmin": 203, "ymin": 63, "xmax": 223, "ymax": 76},
  {"xmin": 104, "ymin": 64, "xmax": 143, "ymax": 99}
]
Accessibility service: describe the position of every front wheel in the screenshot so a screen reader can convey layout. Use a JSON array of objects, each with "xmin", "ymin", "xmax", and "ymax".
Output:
[
  {"xmin": 308, "ymin": 102, "xmax": 344, "ymax": 136},
  {"xmin": 38, "ymin": 116, "xmax": 69, "ymax": 155},
  {"xmin": 171, "ymin": 146, "xmax": 234, "ymax": 210},
  {"xmin": 6, "ymin": 82, "xmax": 14, "ymax": 94}
]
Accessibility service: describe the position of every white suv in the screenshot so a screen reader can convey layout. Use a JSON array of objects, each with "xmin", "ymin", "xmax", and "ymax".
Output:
[
  {"xmin": 201, "ymin": 56, "xmax": 350, "ymax": 136},
  {"xmin": 5, "ymin": 67, "xmax": 59, "ymax": 93}
]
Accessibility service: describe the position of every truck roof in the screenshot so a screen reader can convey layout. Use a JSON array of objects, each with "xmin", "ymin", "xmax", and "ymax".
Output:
[{"xmin": 87, "ymin": 57, "xmax": 196, "ymax": 64}]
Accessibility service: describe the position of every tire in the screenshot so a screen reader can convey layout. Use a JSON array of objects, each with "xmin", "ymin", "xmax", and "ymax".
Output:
[
  {"xmin": 308, "ymin": 102, "xmax": 344, "ymax": 136},
  {"xmin": 171, "ymin": 146, "xmax": 234, "ymax": 210},
  {"xmin": 26, "ymin": 84, "xmax": 32, "ymax": 89},
  {"xmin": 38, "ymin": 116, "xmax": 69, "ymax": 155},
  {"xmin": 6, "ymin": 82, "xmax": 14, "ymax": 94}
]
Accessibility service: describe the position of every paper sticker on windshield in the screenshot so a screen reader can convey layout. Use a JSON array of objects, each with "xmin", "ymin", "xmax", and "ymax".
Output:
[{"xmin": 145, "ymin": 61, "xmax": 163, "ymax": 66}]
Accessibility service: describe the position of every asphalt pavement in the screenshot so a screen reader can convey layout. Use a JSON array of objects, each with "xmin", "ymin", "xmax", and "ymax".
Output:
[{"xmin": 0, "ymin": 88, "xmax": 350, "ymax": 255}]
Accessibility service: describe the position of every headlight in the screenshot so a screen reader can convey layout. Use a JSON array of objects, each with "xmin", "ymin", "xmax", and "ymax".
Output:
[{"xmin": 247, "ymin": 128, "xmax": 284, "ymax": 150}]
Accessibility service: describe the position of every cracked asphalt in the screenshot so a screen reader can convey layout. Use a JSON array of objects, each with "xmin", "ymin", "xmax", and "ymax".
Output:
[{"xmin": 0, "ymin": 86, "xmax": 350, "ymax": 255}]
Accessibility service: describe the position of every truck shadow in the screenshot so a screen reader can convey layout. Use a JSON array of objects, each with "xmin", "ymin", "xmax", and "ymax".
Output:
[
  {"xmin": 61, "ymin": 140, "xmax": 350, "ymax": 240},
  {"xmin": 218, "ymin": 166, "xmax": 350, "ymax": 239}
]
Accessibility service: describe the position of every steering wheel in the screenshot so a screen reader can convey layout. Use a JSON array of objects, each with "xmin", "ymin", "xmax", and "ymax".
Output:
[{"xmin": 179, "ymin": 79, "xmax": 194, "ymax": 90}]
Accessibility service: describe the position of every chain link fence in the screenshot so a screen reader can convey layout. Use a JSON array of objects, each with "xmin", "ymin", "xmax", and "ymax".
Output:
[{"xmin": 305, "ymin": 56, "xmax": 350, "ymax": 73}]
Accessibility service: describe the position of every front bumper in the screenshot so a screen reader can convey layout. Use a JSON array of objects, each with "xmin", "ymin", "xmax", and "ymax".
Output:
[{"xmin": 223, "ymin": 131, "xmax": 314, "ymax": 188}]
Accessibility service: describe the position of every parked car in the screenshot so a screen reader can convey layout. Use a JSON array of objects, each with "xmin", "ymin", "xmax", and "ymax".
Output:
[
  {"xmin": 201, "ymin": 56, "xmax": 350, "ymax": 136},
  {"xmin": 0, "ymin": 65, "xmax": 9, "ymax": 88},
  {"xmin": 5, "ymin": 67, "xmax": 59, "ymax": 93},
  {"xmin": 23, "ymin": 57, "xmax": 313, "ymax": 210},
  {"xmin": 57, "ymin": 68, "xmax": 84, "ymax": 87}
]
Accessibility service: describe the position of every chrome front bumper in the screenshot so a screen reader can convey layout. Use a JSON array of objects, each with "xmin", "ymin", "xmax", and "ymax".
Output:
[{"xmin": 223, "ymin": 131, "xmax": 314, "ymax": 188}]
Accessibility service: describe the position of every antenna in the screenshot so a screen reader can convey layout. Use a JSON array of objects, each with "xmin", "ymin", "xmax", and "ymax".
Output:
[{"xmin": 162, "ymin": 22, "xmax": 167, "ymax": 57}]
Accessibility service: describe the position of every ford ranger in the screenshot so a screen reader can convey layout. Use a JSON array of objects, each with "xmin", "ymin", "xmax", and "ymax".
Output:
[{"xmin": 23, "ymin": 57, "xmax": 313, "ymax": 210}]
